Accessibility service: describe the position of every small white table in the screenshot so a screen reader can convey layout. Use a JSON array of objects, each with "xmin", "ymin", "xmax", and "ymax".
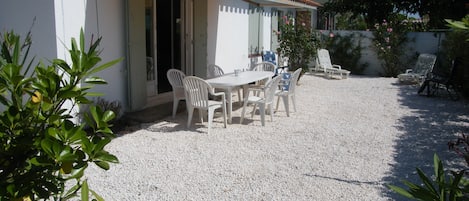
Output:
[{"xmin": 206, "ymin": 71, "xmax": 274, "ymax": 123}]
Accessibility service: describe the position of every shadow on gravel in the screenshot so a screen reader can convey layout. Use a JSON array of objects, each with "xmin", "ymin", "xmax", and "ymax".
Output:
[{"xmin": 383, "ymin": 83, "xmax": 469, "ymax": 200}]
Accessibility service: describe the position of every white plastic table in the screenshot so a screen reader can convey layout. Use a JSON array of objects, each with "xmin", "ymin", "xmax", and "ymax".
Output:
[{"xmin": 206, "ymin": 71, "xmax": 274, "ymax": 123}]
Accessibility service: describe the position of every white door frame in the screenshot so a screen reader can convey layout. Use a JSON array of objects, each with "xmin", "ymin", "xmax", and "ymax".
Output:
[{"xmin": 181, "ymin": 0, "xmax": 194, "ymax": 76}]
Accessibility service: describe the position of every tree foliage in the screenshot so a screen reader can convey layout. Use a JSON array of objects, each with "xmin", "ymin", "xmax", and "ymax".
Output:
[{"xmin": 321, "ymin": 0, "xmax": 468, "ymax": 29}]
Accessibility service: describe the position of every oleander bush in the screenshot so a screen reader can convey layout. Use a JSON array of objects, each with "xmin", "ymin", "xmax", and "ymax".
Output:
[{"xmin": 0, "ymin": 28, "xmax": 121, "ymax": 200}]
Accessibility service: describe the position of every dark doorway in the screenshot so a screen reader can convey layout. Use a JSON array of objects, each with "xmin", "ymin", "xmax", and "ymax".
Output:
[{"xmin": 156, "ymin": 0, "xmax": 181, "ymax": 93}]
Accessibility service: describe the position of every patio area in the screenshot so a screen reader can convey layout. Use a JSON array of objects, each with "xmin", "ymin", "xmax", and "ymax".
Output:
[{"xmin": 84, "ymin": 73, "xmax": 469, "ymax": 200}]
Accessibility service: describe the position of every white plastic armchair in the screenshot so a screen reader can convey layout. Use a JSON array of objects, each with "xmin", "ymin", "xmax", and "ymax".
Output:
[
  {"xmin": 183, "ymin": 76, "xmax": 227, "ymax": 134},
  {"xmin": 247, "ymin": 62, "xmax": 276, "ymax": 94},
  {"xmin": 207, "ymin": 64, "xmax": 242, "ymax": 103},
  {"xmin": 250, "ymin": 61, "xmax": 276, "ymax": 72},
  {"xmin": 275, "ymin": 68, "xmax": 302, "ymax": 117},
  {"xmin": 317, "ymin": 49, "xmax": 350, "ymax": 79},
  {"xmin": 207, "ymin": 64, "xmax": 225, "ymax": 79},
  {"xmin": 240, "ymin": 76, "xmax": 282, "ymax": 126},
  {"xmin": 398, "ymin": 53, "xmax": 437, "ymax": 84},
  {"xmin": 166, "ymin": 69, "xmax": 186, "ymax": 118}
]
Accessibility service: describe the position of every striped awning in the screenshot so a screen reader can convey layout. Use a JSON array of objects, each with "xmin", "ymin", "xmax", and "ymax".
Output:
[{"xmin": 244, "ymin": 0, "xmax": 321, "ymax": 9}]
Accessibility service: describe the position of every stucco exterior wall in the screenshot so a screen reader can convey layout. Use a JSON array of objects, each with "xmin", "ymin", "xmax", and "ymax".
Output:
[
  {"xmin": 55, "ymin": 0, "xmax": 127, "ymax": 114},
  {"xmin": 207, "ymin": 0, "xmax": 250, "ymax": 74},
  {"xmin": 0, "ymin": 0, "xmax": 128, "ymax": 114},
  {"xmin": 0, "ymin": 1, "xmax": 57, "ymax": 63}
]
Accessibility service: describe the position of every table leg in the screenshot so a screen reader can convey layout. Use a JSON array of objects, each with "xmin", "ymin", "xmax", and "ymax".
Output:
[{"xmin": 224, "ymin": 88, "xmax": 233, "ymax": 124}]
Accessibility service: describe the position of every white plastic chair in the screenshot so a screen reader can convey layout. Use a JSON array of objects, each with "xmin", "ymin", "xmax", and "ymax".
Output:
[
  {"xmin": 207, "ymin": 64, "xmax": 242, "ymax": 103},
  {"xmin": 247, "ymin": 62, "xmax": 277, "ymax": 95},
  {"xmin": 207, "ymin": 64, "xmax": 225, "ymax": 79},
  {"xmin": 240, "ymin": 76, "xmax": 282, "ymax": 126},
  {"xmin": 275, "ymin": 68, "xmax": 302, "ymax": 117},
  {"xmin": 398, "ymin": 53, "xmax": 437, "ymax": 84},
  {"xmin": 166, "ymin": 69, "xmax": 186, "ymax": 118},
  {"xmin": 183, "ymin": 76, "xmax": 226, "ymax": 134},
  {"xmin": 250, "ymin": 61, "xmax": 276, "ymax": 72},
  {"xmin": 317, "ymin": 49, "xmax": 350, "ymax": 79}
]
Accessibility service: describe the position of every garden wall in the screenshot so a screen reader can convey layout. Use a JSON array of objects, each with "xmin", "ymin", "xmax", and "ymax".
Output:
[{"xmin": 322, "ymin": 30, "xmax": 447, "ymax": 76}]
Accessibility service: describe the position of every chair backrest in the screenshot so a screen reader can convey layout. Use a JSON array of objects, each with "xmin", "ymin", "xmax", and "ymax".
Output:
[
  {"xmin": 264, "ymin": 76, "xmax": 282, "ymax": 104},
  {"xmin": 286, "ymin": 68, "xmax": 302, "ymax": 94},
  {"xmin": 262, "ymin": 51, "xmax": 277, "ymax": 65},
  {"xmin": 280, "ymin": 72, "xmax": 292, "ymax": 91},
  {"xmin": 251, "ymin": 62, "xmax": 276, "ymax": 72},
  {"xmin": 413, "ymin": 53, "xmax": 437, "ymax": 76},
  {"xmin": 167, "ymin": 69, "xmax": 185, "ymax": 88},
  {"xmin": 317, "ymin": 49, "xmax": 333, "ymax": 69},
  {"xmin": 207, "ymin": 64, "xmax": 224, "ymax": 79},
  {"xmin": 183, "ymin": 76, "xmax": 212, "ymax": 108}
]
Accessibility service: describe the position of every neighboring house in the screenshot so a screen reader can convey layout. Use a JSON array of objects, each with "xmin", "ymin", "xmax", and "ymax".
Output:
[{"xmin": 0, "ymin": 0, "xmax": 319, "ymax": 115}]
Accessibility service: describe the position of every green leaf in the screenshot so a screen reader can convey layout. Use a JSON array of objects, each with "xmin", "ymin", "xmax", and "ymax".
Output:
[
  {"xmin": 387, "ymin": 184, "xmax": 414, "ymax": 199},
  {"xmin": 102, "ymin": 110, "xmax": 115, "ymax": 122},
  {"xmin": 58, "ymin": 90, "xmax": 80, "ymax": 99},
  {"xmin": 445, "ymin": 19, "xmax": 469, "ymax": 30},
  {"xmin": 79, "ymin": 28, "xmax": 85, "ymax": 52},
  {"xmin": 90, "ymin": 189, "xmax": 105, "ymax": 201},
  {"xmin": 62, "ymin": 183, "xmax": 80, "ymax": 200},
  {"xmin": 67, "ymin": 164, "xmax": 87, "ymax": 180},
  {"xmin": 84, "ymin": 77, "xmax": 107, "ymax": 85},
  {"xmin": 86, "ymin": 57, "xmax": 123, "ymax": 76},
  {"xmin": 41, "ymin": 138, "xmax": 54, "ymax": 156},
  {"xmin": 96, "ymin": 152, "xmax": 119, "ymax": 163},
  {"xmin": 81, "ymin": 179, "xmax": 89, "ymax": 201},
  {"xmin": 94, "ymin": 161, "xmax": 110, "ymax": 170},
  {"xmin": 416, "ymin": 168, "xmax": 438, "ymax": 196},
  {"xmin": 93, "ymin": 138, "xmax": 111, "ymax": 152},
  {"xmin": 85, "ymin": 92, "xmax": 105, "ymax": 97},
  {"xmin": 58, "ymin": 148, "xmax": 77, "ymax": 162}
]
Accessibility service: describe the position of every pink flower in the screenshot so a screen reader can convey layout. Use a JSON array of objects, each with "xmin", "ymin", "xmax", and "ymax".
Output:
[
  {"xmin": 329, "ymin": 32, "xmax": 335, "ymax": 38},
  {"xmin": 285, "ymin": 20, "xmax": 290, "ymax": 25},
  {"xmin": 387, "ymin": 28, "xmax": 393, "ymax": 32},
  {"xmin": 301, "ymin": 22, "xmax": 306, "ymax": 26}
]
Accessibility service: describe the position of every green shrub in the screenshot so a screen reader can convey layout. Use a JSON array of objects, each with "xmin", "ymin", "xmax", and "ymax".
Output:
[
  {"xmin": 276, "ymin": 15, "xmax": 320, "ymax": 74},
  {"xmin": 388, "ymin": 154, "xmax": 469, "ymax": 201},
  {"xmin": 372, "ymin": 15, "xmax": 412, "ymax": 77},
  {"xmin": 442, "ymin": 15, "xmax": 469, "ymax": 97},
  {"xmin": 0, "ymin": 29, "xmax": 122, "ymax": 200}
]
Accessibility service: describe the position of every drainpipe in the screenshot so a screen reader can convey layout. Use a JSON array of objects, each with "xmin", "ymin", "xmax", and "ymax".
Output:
[{"xmin": 124, "ymin": 0, "xmax": 132, "ymax": 111}]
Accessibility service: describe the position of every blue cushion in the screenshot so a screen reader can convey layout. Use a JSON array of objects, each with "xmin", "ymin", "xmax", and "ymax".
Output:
[
  {"xmin": 262, "ymin": 51, "xmax": 276, "ymax": 65},
  {"xmin": 281, "ymin": 73, "xmax": 291, "ymax": 91}
]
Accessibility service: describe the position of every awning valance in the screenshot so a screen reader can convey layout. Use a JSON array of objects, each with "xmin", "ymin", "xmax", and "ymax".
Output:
[{"xmin": 244, "ymin": 0, "xmax": 321, "ymax": 9}]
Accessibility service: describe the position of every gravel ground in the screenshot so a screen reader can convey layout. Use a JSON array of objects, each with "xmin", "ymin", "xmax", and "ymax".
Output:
[{"xmin": 83, "ymin": 73, "xmax": 469, "ymax": 201}]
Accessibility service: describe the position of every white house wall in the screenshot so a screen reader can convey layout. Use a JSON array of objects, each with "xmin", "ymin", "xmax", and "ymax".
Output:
[
  {"xmin": 55, "ymin": 0, "xmax": 127, "ymax": 112},
  {"xmin": 208, "ymin": 0, "xmax": 250, "ymax": 74},
  {"xmin": 84, "ymin": 0, "xmax": 127, "ymax": 109},
  {"xmin": 0, "ymin": 0, "xmax": 57, "ymax": 64},
  {"xmin": 206, "ymin": 1, "xmax": 301, "ymax": 74},
  {"xmin": 0, "ymin": 0, "xmax": 128, "ymax": 115}
]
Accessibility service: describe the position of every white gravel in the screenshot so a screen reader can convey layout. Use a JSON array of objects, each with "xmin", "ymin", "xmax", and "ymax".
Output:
[{"xmin": 83, "ymin": 74, "xmax": 469, "ymax": 201}]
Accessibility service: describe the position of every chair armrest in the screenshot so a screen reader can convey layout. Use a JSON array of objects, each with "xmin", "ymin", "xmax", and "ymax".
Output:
[
  {"xmin": 332, "ymin": 64, "xmax": 342, "ymax": 70},
  {"xmin": 212, "ymin": 91, "xmax": 226, "ymax": 102},
  {"xmin": 405, "ymin": 69, "xmax": 412, "ymax": 73}
]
